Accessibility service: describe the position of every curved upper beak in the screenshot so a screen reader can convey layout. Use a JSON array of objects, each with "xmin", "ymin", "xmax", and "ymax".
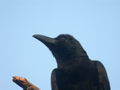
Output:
[{"xmin": 33, "ymin": 34, "xmax": 57, "ymax": 48}]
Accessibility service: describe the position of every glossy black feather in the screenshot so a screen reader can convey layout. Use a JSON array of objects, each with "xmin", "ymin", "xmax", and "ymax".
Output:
[{"xmin": 33, "ymin": 34, "xmax": 110, "ymax": 90}]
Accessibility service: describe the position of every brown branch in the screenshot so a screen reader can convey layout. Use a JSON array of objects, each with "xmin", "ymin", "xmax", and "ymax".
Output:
[{"xmin": 12, "ymin": 76, "xmax": 40, "ymax": 90}]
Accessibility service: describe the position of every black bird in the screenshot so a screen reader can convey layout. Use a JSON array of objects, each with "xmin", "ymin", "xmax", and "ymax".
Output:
[{"xmin": 33, "ymin": 34, "xmax": 110, "ymax": 90}]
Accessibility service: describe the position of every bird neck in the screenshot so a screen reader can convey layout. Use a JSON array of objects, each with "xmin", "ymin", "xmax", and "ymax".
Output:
[{"xmin": 56, "ymin": 56, "xmax": 90, "ymax": 70}]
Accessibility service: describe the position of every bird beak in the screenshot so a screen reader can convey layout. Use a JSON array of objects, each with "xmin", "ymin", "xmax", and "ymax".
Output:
[{"xmin": 33, "ymin": 34, "xmax": 57, "ymax": 49}]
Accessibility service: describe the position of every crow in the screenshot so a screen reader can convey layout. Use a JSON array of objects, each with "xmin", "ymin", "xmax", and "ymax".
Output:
[{"xmin": 33, "ymin": 34, "xmax": 110, "ymax": 90}]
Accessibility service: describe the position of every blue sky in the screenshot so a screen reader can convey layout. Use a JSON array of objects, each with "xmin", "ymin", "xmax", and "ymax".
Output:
[{"xmin": 0, "ymin": 0, "xmax": 120, "ymax": 90}]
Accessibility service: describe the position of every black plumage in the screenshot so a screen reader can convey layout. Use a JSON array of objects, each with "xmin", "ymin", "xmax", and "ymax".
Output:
[{"xmin": 33, "ymin": 34, "xmax": 110, "ymax": 90}]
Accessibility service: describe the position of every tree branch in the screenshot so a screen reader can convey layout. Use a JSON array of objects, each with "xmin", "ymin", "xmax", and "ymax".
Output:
[{"xmin": 13, "ymin": 76, "xmax": 40, "ymax": 90}]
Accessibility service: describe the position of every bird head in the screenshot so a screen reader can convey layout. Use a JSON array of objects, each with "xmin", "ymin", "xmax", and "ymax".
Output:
[{"xmin": 33, "ymin": 34, "xmax": 88, "ymax": 68}]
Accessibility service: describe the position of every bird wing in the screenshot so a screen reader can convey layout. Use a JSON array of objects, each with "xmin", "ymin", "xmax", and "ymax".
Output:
[
  {"xmin": 95, "ymin": 61, "xmax": 110, "ymax": 90},
  {"xmin": 51, "ymin": 69, "xmax": 59, "ymax": 90}
]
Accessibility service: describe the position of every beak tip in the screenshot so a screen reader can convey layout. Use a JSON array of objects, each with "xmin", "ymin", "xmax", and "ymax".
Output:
[
  {"xmin": 32, "ymin": 34, "xmax": 56, "ymax": 45},
  {"xmin": 32, "ymin": 34, "xmax": 39, "ymax": 38}
]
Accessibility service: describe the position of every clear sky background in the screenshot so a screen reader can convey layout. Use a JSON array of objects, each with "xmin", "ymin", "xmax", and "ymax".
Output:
[{"xmin": 0, "ymin": 0, "xmax": 120, "ymax": 90}]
